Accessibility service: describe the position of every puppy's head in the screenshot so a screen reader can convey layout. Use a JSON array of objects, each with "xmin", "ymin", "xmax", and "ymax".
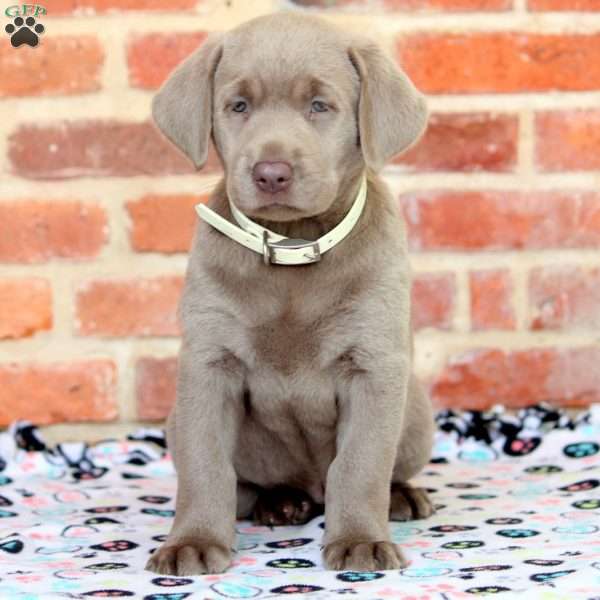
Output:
[{"xmin": 152, "ymin": 14, "xmax": 427, "ymax": 222}]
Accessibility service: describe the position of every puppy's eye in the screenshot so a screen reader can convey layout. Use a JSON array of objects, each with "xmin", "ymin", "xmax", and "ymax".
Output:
[
  {"xmin": 311, "ymin": 100, "xmax": 329, "ymax": 113},
  {"xmin": 231, "ymin": 100, "xmax": 248, "ymax": 113}
]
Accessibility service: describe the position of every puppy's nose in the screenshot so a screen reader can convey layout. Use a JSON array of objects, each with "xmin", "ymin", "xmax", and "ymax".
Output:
[{"xmin": 253, "ymin": 161, "xmax": 293, "ymax": 194}]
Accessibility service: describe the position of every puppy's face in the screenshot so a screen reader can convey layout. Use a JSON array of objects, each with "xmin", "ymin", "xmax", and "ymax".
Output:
[
  {"xmin": 152, "ymin": 14, "xmax": 428, "ymax": 223},
  {"xmin": 212, "ymin": 28, "xmax": 362, "ymax": 222}
]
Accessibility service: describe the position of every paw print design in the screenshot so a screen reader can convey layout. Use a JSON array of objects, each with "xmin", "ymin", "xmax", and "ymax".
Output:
[
  {"xmin": 461, "ymin": 564, "xmax": 512, "ymax": 572},
  {"xmin": 143, "ymin": 594, "xmax": 191, "ymax": 600},
  {"xmin": 336, "ymin": 571, "xmax": 385, "ymax": 582},
  {"xmin": 524, "ymin": 464, "xmax": 563, "ymax": 475},
  {"xmin": 83, "ymin": 562, "xmax": 128, "ymax": 571},
  {"xmin": 563, "ymin": 441, "xmax": 599, "ymax": 459},
  {"xmin": 141, "ymin": 508, "xmax": 175, "ymax": 517},
  {"xmin": 81, "ymin": 591, "xmax": 134, "ymax": 598},
  {"xmin": 496, "ymin": 528, "xmax": 539, "ymax": 538},
  {"xmin": 265, "ymin": 537, "xmax": 313, "ymax": 549},
  {"xmin": 442, "ymin": 540, "xmax": 484, "ymax": 550},
  {"xmin": 445, "ymin": 482, "xmax": 480, "ymax": 489},
  {"xmin": 524, "ymin": 559, "xmax": 563, "ymax": 566},
  {"xmin": 84, "ymin": 517, "xmax": 121, "ymax": 525},
  {"xmin": 529, "ymin": 570, "xmax": 575, "ymax": 583},
  {"xmin": 266, "ymin": 558, "xmax": 315, "ymax": 569},
  {"xmin": 572, "ymin": 498, "xmax": 600, "ymax": 510},
  {"xmin": 430, "ymin": 525, "xmax": 477, "ymax": 533},
  {"xmin": 5, "ymin": 16, "xmax": 44, "ymax": 48},
  {"xmin": 89, "ymin": 539, "xmax": 139, "ymax": 552},
  {"xmin": 0, "ymin": 539, "xmax": 24, "ymax": 554},
  {"xmin": 486, "ymin": 518, "xmax": 523, "ymax": 525},
  {"xmin": 458, "ymin": 493, "xmax": 496, "ymax": 500},
  {"xmin": 138, "ymin": 495, "xmax": 170, "ymax": 504},
  {"xmin": 151, "ymin": 578, "xmax": 194, "ymax": 587},
  {"xmin": 85, "ymin": 505, "xmax": 128, "ymax": 514},
  {"xmin": 270, "ymin": 585, "xmax": 324, "ymax": 594},
  {"xmin": 504, "ymin": 437, "xmax": 541, "ymax": 457},
  {"xmin": 465, "ymin": 586, "xmax": 511, "ymax": 595},
  {"xmin": 559, "ymin": 479, "xmax": 599, "ymax": 493}
]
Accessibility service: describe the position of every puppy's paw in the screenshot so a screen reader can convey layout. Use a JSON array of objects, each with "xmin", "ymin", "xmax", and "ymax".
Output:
[
  {"xmin": 390, "ymin": 483, "xmax": 435, "ymax": 521},
  {"xmin": 254, "ymin": 485, "xmax": 322, "ymax": 526},
  {"xmin": 323, "ymin": 539, "xmax": 407, "ymax": 571},
  {"xmin": 146, "ymin": 540, "xmax": 231, "ymax": 575}
]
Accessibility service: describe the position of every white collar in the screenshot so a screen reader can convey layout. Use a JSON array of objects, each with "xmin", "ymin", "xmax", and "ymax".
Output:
[{"xmin": 195, "ymin": 176, "xmax": 367, "ymax": 266}]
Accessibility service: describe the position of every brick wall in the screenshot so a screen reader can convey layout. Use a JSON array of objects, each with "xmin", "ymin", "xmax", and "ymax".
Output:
[{"xmin": 1, "ymin": 0, "xmax": 600, "ymax": 438}]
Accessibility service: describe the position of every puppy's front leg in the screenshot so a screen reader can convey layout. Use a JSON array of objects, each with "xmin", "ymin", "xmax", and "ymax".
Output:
[
  {"xmin": 323, "ymin": 354, "xmax": 408, "ymax": 571},
  {"xmin": 146, "ymin": 348, "xmax": 244, "ymax": 576}
]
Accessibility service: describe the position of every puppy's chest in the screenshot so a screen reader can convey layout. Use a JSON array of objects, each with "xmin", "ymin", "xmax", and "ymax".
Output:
[{"xmin": 249, "ymin": 313, "xmax": 322, "ymax": 375}]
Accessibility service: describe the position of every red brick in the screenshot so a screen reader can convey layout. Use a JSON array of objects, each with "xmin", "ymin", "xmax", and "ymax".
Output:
[
  {"xmin": 0, "ymin": 201, "xmax": 107, "ymax": 263},
  {"xmin": 431, "ymin": 347, "xmax": 600, "ymax": 410},
  {"xmin": 411, "ymin": 273, "xmax": 455, "ymax": 330},
  {"xmin": 536, "ymin": 111, "xmax": 600, "ymax": 172},
  {"xmin": 530, "ymin": 267, "xmax": 600, "ymax": 330},
  {"xmin": 397, "ymin": 33, "xmax": 600, "ymax": 93},
  {"xmin": 291, "ymin": 0, "xmax": 511, "ymax": 9},
  {"xmin": 128, "ymin": 32, "xmax": 207, "ymax": 90},
  {"xmin": 529, "ymin": 0, "xmax": 600, "ymax": 9},
  {"xmin": 0, "ymin": 361, "xmax": 117, "ymax": 426},
  {"xmin": 395, "ymin": 113, "xmax": 517, "ymax": 172},
  {"xmin": 8, "ymin": 121, "xmax": 222, "ymax": 180},
  {"xmin": 385, "ymin": 0, "xmax": 510, "ymax": 9},
  {"xmin": 0, "ymin": 279, "xmax": 52, "ymax": 339},
  {"xmin": 50, "ymin": 0, "xmax": 197, "ymax": 14},
  {"xmin": 76, "ymin": 277, "xmax": 183, "ymax": 337},
  {"xmin": 127, "ymin": 194, "xmax": 208, "ymax": 253},
  {"xmin": 470, "ymin": 270, "xmax": 515, "ymax": 331},
  {"xmin": 0, "ymin": 37, "xmax": 103, "ymax": 97},
  {"xmin": 136, "ymin": 357, "xmax": 177, "ymax": 421},
  {"xmin": 401, "ymin": 191, "xmax": 600, "ymax": 251}
]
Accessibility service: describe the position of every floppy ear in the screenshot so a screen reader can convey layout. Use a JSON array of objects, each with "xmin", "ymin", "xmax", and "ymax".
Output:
[
  {"xmin": 349, "ymin": 42, "xmax": 428, "ymax": 172},
  {"xmin": 152, "ymin": 34, "xmax": 223, "ymax": 169}
]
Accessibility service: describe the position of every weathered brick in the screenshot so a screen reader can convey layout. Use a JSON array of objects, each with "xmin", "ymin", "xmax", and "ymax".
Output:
[
  {"xmin": 396, "ymin": 113, "xmax": 517, "ymax": 172},
  {"xmin": 76, "ymin": 277, "xmax": 183, "ymax": 337},
  {"xmin": 50, "ymin": 0, "xmax": 197, "ymax": 14},
  {"xmin": 530, "ymin": 267, "xmax": 600, "ymax": 330},
  {"xmin": 401, "ymin": 191, "xmax": 600, "ymax": 251},
  {"xmin": 529, "ymin": 0, "xmax": 600, "ymax": 9},
  {"xmin": 431, "ymin": 347, "xmax": 600, "ymax": 410},
  {"xmin": 397, "ymin": 33, "xmax": 600, "ymax": 93},
  {"xmin": 0, "ymin": 361, "xmax": 117, "ymax": 426},
  {"xmin": 0, "ymin": 279, "xmax": 52, "ymax": 339},
  {"xmin": 0, "ymin": 37, "xmax": 103, "ymax": 97},
  {"xmin": 127, "ymin": 194, "xmax": 207, "ymax": 253},
  {"xmin": 0, "ymin": 201, "xmax": 107, "ymax": 263},
  {"xmin": 128, "ymin": 32, "xmax": 207, "ymax": 90},
  {"xmin": 8, "ymin": 121, "xmax": 222, "ymax": 179},
  {"xmin": 470, "ymin": 270, "xmax": 515, "ymax": 331},
  {"xmin": 412, "ymin": 273, "xmax": 455, "ymax": 330},
  {"xmin": 136, "ymin": 357, "xmax": 177, "ymax": 421},
  {"xmin": 536, "ymin": 111, "xmax": 600, "ymax": 172}
]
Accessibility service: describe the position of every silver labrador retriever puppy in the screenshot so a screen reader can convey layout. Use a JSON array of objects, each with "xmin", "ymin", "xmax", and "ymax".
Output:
[{"xmin": 146, "ymin": 12, "xmax": 435, "ymax": 575}]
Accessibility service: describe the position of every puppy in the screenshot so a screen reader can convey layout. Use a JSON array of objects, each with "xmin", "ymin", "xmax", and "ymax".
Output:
[{"xmin": 146, "ymin": 12, "xmax": 435, "ymax": 576}]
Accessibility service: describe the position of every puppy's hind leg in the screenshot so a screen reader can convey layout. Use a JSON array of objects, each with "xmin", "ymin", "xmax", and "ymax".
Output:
[
  {"xmin": 253, "ymin": 486, "xmax": 324, "ymax": 526},
  {"xmin": 390, "ymin": 482, "xmax": 435, "ymax": 521},
  {"xmin": 391, "ymin": 373, "xmax": 436, "ymax": 522}
]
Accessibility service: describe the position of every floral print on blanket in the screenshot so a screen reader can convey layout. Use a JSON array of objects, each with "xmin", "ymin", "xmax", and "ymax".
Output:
[{"xmin": 0, "ymin": 404, "xmax": 599, "ymax": 599}]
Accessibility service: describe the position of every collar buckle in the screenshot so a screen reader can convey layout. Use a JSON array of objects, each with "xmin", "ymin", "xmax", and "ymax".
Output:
[{"xmin": 262, "ymin": 231, "xmax": 321, "ymax": 265}]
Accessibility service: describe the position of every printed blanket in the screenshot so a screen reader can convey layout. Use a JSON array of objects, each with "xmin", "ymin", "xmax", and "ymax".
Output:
[{"xmin": 0, "ymin": 404, "xmax": 599, "ymax": 599}]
